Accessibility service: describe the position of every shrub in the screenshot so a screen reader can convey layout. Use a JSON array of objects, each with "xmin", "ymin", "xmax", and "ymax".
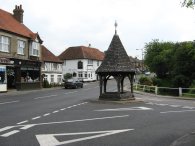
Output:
[
  {"xmin": 172, "ymin": 75, "xmax": 190, "ymax": 88},
  {"xmin": 189, "ymin": 80, "xmax": 195, "ymax": 94},
  {"xmin": 63, "ymin": 73, "xmax": 73, "ymax": 81},
  {"xmin": 139, "ymin": 76, "xmax": 153, "ymax": 85},
  {"xmin": 43, "ymin": 79, "xmax": 51, "ymax": 88}
]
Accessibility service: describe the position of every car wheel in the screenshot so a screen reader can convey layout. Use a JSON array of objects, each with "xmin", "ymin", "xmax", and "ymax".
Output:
[{"xmin": 81, "ymin": 85, "xmax": 83, "ymax": 88}]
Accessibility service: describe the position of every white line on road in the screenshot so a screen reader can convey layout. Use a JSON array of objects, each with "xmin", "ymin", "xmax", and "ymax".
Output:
[
  {"xmin": 182, "ymin": 106, "xmax": 194, "ymax": 109},
  {"xmin": 160, "ymin": 110, "xmax": 195, "ymax": 114},
  {"xmin": 34, "ymin": 95, "xmax": 57, "ymax": 100},
  {"xmin": 32, "ymin": 116, "xmax": 41, "ymax": 120},
  {"xmin": 64, "ymin": 91, "xmax": 78, "ymax": 95},
  {"xmin": 43, "ymin": 113, "xmax": 51, "ymax": 116},
  {"xmin": 1, "ymin": 130, "xmax": 20, "ymax": 137},
  {"xmin": 0, "ymin": 126, "xmax": 14, "ymax": 133},
  {"xmin": 96, "ymin": 107, "xmax": 153, "ymax": 112},
  {"xmin": 0, "ymin": 100, "xmax": 19, "ymax": 105},
  {"xmin": 25, "ymin": 115, "xmax": 129, "ymax": 127},
  {"xmin": 20, "ymin": 124, "xmax": 35, "ymax": 130},
  {"xmin": 53, "ymin": 110, "xmax": 59, "ymax": 113},
  {"xmin": 17, "ymin": 120, "xmax": 28, "ymax": 125},
  {"xmin": 66, "ymin": 102, "xmax": 88, "ymax": 109},
  {"xmin": 169, "ymin": 105, "xmax": 181, "ymax": 108},
  {"xmin": 0, "ymin": 115, "xmax": 128, "ymax": 138},
  {"xmin": 36, "ymin": 129, "xmax": 134, "ymax": 146}
]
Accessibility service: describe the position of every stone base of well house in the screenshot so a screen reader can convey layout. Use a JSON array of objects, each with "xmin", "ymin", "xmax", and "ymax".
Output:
[{"xmin": 99, "ymin": 91, "xmax": 135, "ymax": 101}]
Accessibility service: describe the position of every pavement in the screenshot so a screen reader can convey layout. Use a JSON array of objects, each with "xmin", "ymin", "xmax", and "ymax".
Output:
[{"xmin": 1, "ymin": 86, "xmax": 195, "ymax": 146}]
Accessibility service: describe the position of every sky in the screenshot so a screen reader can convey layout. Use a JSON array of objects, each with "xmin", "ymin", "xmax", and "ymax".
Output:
[{"xmin": 1, "ymin": 0, "xmax": 195, "ymax": 59}]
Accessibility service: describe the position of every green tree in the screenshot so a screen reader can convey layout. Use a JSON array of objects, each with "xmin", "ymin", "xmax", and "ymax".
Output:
[
  {"xmin": 144, "ymin": 39, "xmax": 174, "ymax": 78},
  {"xmin": 182, "ymin": 0, "xmax": 194, "ymax": 8},
  {"xmin": 144, "ymin": 40, "xmax": 195, "ymax": 88},
  {"xmin": 63, "ymin": 73, "xmax": 72, "ymax": 81}
]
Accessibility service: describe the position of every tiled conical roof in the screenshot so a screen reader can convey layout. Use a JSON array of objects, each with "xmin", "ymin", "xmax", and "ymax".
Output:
[{"xmin": 96, "ymin": 34, "xmax": 135, "ymax": 73}]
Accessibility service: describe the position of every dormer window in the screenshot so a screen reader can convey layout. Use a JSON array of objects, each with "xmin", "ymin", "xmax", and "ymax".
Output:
[
  {"xmin": 30, "ymin": 41, "xmax": 39, "ymax": 56},
  {"xmin": 0, "ymin": 36, "xmax": 10, "ymax": 53}
]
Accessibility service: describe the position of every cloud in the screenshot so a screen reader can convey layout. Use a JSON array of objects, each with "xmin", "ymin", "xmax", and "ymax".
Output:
[{"xmin": 1, "ymin": 0, "xmax": 195, "ymax": 58}]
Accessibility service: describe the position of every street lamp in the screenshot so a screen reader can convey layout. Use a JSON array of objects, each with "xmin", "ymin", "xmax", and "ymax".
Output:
[{"xmin": 136, "ymin": 48, "xmax": 144, "ymax": 73}]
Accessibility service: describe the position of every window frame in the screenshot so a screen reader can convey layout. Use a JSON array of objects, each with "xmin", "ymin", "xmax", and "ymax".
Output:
[
  {"xmin": 17, "ymin": 40, "xmax": 25, "ymax": 55},
  {"xmin": 0, "ymin": 35, "xmax": 10, "ymax": 53}
]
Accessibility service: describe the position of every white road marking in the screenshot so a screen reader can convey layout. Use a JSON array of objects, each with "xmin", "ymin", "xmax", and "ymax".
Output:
[
  {"xmin": 169, "ymin": 105, "xmax": 181, "ymax": 108},
  {"xmin": 182, "ymin": 106, "xmax": 194, "ymax": 109},
  {"xmin": 64, "ymin": 91, "xmax": 78, "ymax": 95},
  {"xmin": 36, "ymin": 129, "xmax": 134, "ymax": 146},
  {"xmin": 96, "ymin": 107, "xmax": 153, "ymax": 112},
  {"xmin": 1, "ymin": 130, "xmax": 20, "ymax": 137},
  {"xmin": 53, "ymin": 110, "xmax": 59, "ymax": 113},
  {"xmin": 34, "ymin": 95, "xmax": 57, "ymax": 100},
  {"xmin": 17, "ymin": 120, "xmax": 28, "ymax": 125},
  {"xmin": 0, "ymin": 100, "xmax": 19, "ymax": 105},
  {"xmin": 160, "ymin": 110, "xmax": 195, "ymax": 114},
  {"xmin": 60, "ymin": 108, "xmax": 66, "ymax": 111},
  {"xmin": 155, "ymin": 103, "xmax": 168, "ymax": 106},
  {"xmin": 0, "ymin": 126, "xmax": 14, "ymax": 132},
  {"xmin": 32, "ymin": 116, "xmax": 41, "ymax": 120},
  {"xmin": 20, "ymin": 124, "xmax": 35, "ymax": 130},
  {"xmin": 66, "ymin": 102, "xmax": 88, "ymax": 109},
  {"xmin": 0, "ymin": 115, "xmax": 128, "ymax": 137},
  {"xmin": 145, "ymin": 102, "xmax": 154, "ymax": 105},
  {"xmin": 43, "ymin": 113, "xmax": 50, "ymax": 116}
]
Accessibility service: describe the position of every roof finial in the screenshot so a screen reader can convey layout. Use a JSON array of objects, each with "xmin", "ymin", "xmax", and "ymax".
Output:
[{"xmin": 114, "ymin": 20, "xmax": 118, "ymax": 35}]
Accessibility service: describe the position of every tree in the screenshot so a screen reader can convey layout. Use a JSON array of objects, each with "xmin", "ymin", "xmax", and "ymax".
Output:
[
  {"xmin": 63, "ymin": 73, "xmax": 72, "ymax": 81},
  {"xmin": 144, "ymin": 39, "xmax": 174, "ymax": 78},
  {"xmin": 182, "ymin": 0, "xmax": 194, "ymax": 8},
  {"xmin": 144, "ymin": 40, "xmax": 195, "ymax": 87}
]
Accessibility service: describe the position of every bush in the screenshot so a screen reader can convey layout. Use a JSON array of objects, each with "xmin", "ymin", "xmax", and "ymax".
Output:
[
  {"xmin": 189, "ymin": 80, "xmax": 195, "ymax": 94},
  {"xmin": 63, "ymin": 73, "xmax": 72, "ymax": 81},
  {"xmin": 43, "ymin": 79, "xmax": 51, "ymax": 88},
  {"xmin": 172, "ymin": 75, "xmax": 190, "ymax": 88},
  {"xmin": 139, "ymin": 76, "xmax": 153, "ymax": 85}
]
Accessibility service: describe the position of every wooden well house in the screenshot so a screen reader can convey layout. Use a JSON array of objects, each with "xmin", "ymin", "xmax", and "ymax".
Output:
[{"xmin": 96, "ymin": 23, "xmax": 135, "ymax": 100}]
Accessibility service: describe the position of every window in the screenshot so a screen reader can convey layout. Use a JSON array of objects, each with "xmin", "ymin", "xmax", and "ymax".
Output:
[
  {"xmin": 51, "ymin": 75, "xmax": 54, "ymax": 83},
  {"xmin": 85, "ymin": 72, "xmax": 87, "ymax": 78},
  {"xmin": 78, "ymin": 72, "xmax": 83, "ymax": 78},
  {"xmin": 97, "ymin": 61, "xmax": 99, "ymax": 66},
  {"xmin": 88, "ymin": 59, "xmax": 93, "ymax": 65},
  {"xmin": 21, "ymin": 67, "xmax": 40, "ymax": 82},
  {"xmin": 57, "ymin": 75, "xmax": 61, "ymax": 83},
  {"xmin": 0, "ymin": 67, "xmax": 6, "ymax": 84},
  {"xmin": 30, "ymin": 42, "xmax": 39, "ymax": 56},
  {"xmin": 0, "ymin": 36, "xmax": 10, "ymax": 53},
  {"xmin": 78, "ymin": 61, "xmax": 83, "ymax": 69},
  {"xmin": 17, "ymin": 40, "xmax": 25, "ymax": 55}
]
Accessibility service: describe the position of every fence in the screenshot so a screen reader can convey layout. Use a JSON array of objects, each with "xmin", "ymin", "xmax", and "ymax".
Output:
[{"xmin": 134, "ymin": 84, "xmax": 195, "ymax": 98}]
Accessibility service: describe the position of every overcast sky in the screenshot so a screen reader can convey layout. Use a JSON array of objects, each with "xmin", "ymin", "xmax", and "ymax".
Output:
[{"xmin": 1, "ymin": 0, "xmax": 195, "ymax": 59}]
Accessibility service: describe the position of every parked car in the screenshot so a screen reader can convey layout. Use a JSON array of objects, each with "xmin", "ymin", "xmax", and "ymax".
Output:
[{"xmin": 64, "ymin": 79, "xmax": 83, "ymax": 89}]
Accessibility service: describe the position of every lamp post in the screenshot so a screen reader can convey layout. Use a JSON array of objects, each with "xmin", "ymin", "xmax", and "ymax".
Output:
[{"xmin": 136, "ymin": 48, "xmax": 144, "ymax": 73}]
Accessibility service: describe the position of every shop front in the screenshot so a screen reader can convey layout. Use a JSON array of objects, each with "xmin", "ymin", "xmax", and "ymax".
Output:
[{"xmin": 12, "ymin": 59, "xmax": 42, "ymax": 90}]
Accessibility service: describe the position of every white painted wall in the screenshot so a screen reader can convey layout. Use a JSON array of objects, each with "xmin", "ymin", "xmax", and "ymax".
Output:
[
  {"xmin": 62, "ymin": 59, "xmax": 102, "ymax": 82},
  {"xmin": 42, "ymin": 62, "xmax": 63, "ymax": 84}
]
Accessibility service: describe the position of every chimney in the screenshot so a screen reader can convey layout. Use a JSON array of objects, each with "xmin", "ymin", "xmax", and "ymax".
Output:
[{"xmin": 13, "ymin": 5, "xmax": 24, "ymax": 23}]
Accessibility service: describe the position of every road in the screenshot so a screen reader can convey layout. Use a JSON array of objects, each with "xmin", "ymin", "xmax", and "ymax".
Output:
[{"xmin": 0, "ymin": 79, "xmax": 195, "ymax": 146}]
